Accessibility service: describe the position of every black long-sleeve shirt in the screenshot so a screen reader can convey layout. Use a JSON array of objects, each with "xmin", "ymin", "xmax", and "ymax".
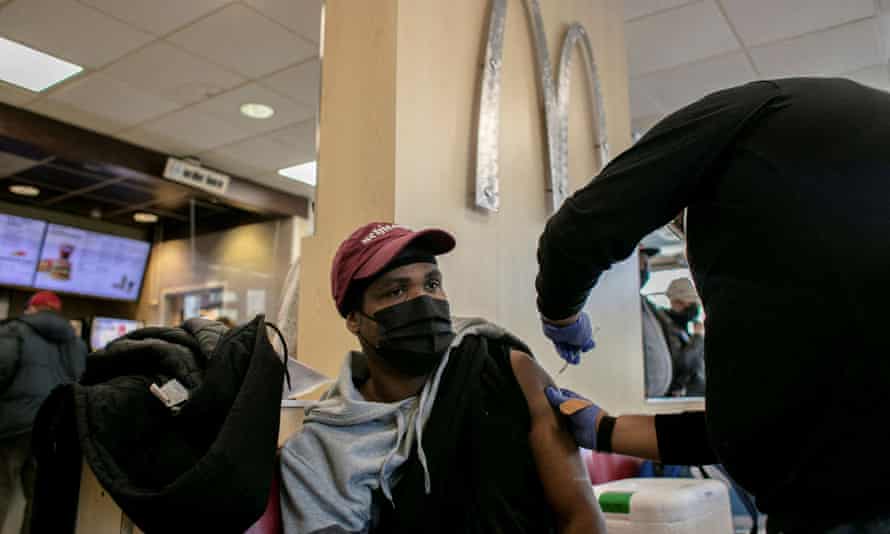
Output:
[
  {"xmin": 655, "ymin": 411, "xmax": 715, "ymax": 466},
  {"xmin": 537, "ymin": 78, "xmax": 890, "ymax": 532}
]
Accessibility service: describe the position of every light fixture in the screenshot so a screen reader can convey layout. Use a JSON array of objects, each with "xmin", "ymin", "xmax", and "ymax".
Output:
[
  {"xmin": 9, "ymin": 184, "xmax": 40, "ymax": 197},
  {"xmin": 277, "ymin": 161, "xmax": 317, "ymax": 186},
  {"xmin": 239, "ymin": 103, "xmax": 275, "ymax": 119},
  {"xmin": 0, "ymin": 37, "xmax": 83, "ymax": 92},
  {"xmin": 133, "ymin": 212, "xmax": 159, "ymax": 224}
]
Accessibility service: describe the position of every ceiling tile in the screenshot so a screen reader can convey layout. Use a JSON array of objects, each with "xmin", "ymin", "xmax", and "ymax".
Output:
[
  {"xmin": 722, "ymin": 0, "xmax": 875, "ymax": 47},
  {"xmin": 0, "ymin": 81, "xmax": 39, "ymax": 107},
  {"xmin": 625, "ymin": 1, "xmax": 739, "ymax": 76},
  {"xmin": 193, "ymin": 83, "xmax": 314, "ymax": 136},
  {"xmin": 624, "ymin": 0, "xmax": 696, "ymax": 21},
  {"xmin": 166, "ymin": 4, "xmax": 316, "ymax": 78},
  {"xmin": 26, "ymin": 99, "xmax": 121, "ymax": 136},
  {"xmin": 80, "ymin": 0, "xmax": 231, "ymax": 35},
  {"xmin": 252, "ymin": 172, "xmax": 315, "ymax": 198},
  {"xmin": 259, "ymin": 59, "xmax": 319, "ymax": 106},
  {"xmin": 0, "ymin": 0, "xmax": 154, "ymax": 68},
  {"xmin": 751, "ymin": 19, "xmax": 882, "ymax": 79},
  {"xmin": 125, "ymin": 107, "xmax": 251, "ymax": 154},
  {"xmin": 843, "ymin": 65, "xmax": 890, "ymax": 92},
  {"xmin": 244, "ymin": 0, "xmax": 322, "ymax": 43},
  {"xmin": 41, "ymin": 73, "xmax": 180, "ymax": 131},
  {"xmin": 628, "ymin": 81, "xmax": 664, "ymax": 119},
  {"xmin": 636, "ymin": 52, "xmax": 757, "ymax": 113},
  {"xmin": 115, "ymin": 128, "xmax": 186, "ymax": 156},
  {"xmin": 102, "ymin": 42, "xmax": 245, "ymax": 106},
  {"xmin": 202, "ymin": 133, "xmax": 310, "ymax": 178},
  {"xmin": 264, "ymin": 120, "xmax": 316, "ymax": 159}
]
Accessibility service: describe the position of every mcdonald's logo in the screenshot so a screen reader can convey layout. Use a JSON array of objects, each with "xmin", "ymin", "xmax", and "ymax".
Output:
[{"xmin": 475, "ymin": 0, "xmax": 611, "ymax": 213}]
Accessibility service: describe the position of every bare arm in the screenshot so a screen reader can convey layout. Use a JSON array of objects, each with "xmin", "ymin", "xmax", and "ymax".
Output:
[
  {"xmin": 611, "ymin": 415, "xmax": 660, "ymax": 461},
  {"xmin": 510, "ymin": 350, "xmax": 606, "ymax": 534}
]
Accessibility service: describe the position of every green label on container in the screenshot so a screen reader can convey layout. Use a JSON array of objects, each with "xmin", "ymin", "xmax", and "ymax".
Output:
[{"xmin": 599, "ymin": 491, "xmax": 635, "ymax": 514}]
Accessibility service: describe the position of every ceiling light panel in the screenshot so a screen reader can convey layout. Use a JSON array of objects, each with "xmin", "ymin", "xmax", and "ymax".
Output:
[
  {"xmin": 278, "ymin": 161, "xmax": 316, "ymax": 186},
  {"xmin": 0, "ymin": 37, "xmax": 83, "ymax": 92}
]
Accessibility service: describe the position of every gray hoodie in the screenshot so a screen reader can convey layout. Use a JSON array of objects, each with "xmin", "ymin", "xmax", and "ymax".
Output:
[{"xmin": 279, "ymin": 318, "xmax": 525, "ymax": 534}]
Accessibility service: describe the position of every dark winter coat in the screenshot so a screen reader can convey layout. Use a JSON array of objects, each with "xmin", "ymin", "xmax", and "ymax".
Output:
[
  {"xmin": 30, "ymin": 316, "xmax": 286, "ymax": 534},
  {"xmin": 0, "ymin": 311, "xmax": 86, "ymax": 439}
]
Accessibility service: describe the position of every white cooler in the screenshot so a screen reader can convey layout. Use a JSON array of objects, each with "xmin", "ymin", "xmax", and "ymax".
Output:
[{"xmin": 593, "ymin": 478, "xmax": 734, "ymax": 534}]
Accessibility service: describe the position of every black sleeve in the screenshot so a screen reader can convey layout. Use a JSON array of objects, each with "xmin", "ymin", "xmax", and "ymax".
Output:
[
  {"xmin": 535, "ymin": 81, "xmax": 786, "ymax": 319},
  {"xmin": 654, "ymin": 411, "xmax": 718, "ymax": 465}
]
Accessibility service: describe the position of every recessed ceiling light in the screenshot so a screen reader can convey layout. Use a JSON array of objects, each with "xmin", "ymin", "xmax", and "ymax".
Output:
[
  {"xmin": 9, "ymin": 184, "xmax": 40, "ymax": 197},
  {"xmin": 240, "ymin": 103, "xmax": 275, "ymax": 119},
  {"xmin": 133, "ymin": 212, "xmax": 159, "ymax": 224},
  {"xmin": 0, "ymin": 37, "xmax": 83, "ymax": 92},
  {"xmin": 277, "ymin": 161, "xmax": 317, "ymax": 186}
]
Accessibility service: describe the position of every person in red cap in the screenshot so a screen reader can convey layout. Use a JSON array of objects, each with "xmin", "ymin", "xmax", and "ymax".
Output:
[
  {"xmin": 0, "ymin": 291, "xmax": 86, "ymax": 532},
  {"xmin": 280, "ymin": 222, "xmax": 604, "ymax": 534}
]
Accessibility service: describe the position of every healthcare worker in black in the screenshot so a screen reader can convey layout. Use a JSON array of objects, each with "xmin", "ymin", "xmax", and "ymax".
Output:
[{"xmin": 537, "ymin": 78, "xmax": 890, "ymax": 534}]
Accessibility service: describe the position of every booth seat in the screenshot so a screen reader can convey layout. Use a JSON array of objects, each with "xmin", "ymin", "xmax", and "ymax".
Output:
[{"xmin": 582, "ymin": 448, "xmax": 646, "ymax": 484}]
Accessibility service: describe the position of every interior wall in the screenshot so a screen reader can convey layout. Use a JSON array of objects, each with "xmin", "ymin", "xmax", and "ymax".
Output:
[
  {"xmin": 138, "ymin": 218, "xmax": 297, "ymax": 328},
  {"xmin": 393, "ymin": 0, "xmax": 700, "ymax": 414}
]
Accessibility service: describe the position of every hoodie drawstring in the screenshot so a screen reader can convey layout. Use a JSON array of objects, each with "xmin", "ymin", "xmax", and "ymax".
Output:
[{"xmin": 379, "ymin": 408, "xmax": 406, "ymax": 503}]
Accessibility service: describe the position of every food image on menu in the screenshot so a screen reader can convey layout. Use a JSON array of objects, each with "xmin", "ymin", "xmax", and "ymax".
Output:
[
  {"xmin": 50, "ymin": 243, "xmax": 75, "ymax": 281},
  {"xmin": 0, "ymin": 214, "xmax": 47, "ymax": 287},
  {"xmin": 34, "ymin": 223, "xmax": 150, "ymax": 301}
]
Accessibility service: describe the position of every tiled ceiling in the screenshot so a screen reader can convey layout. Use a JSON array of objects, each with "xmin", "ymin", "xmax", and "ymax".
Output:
[
  {"xmin": 625, "ymin": 0, "xmax": 890, "ymax": 134},
  {"xmin": 0, "ymin": 0, "xmax": 319, "ymax": 199}
]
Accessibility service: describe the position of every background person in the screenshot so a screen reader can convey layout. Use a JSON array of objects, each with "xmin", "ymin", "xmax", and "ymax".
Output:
[
  {"xmin": 0, "ymin": 291, "xmax": 86, "ymax": 534},
  {"xmin": 663, "ymin": 278, "xmax": 705, "ymax": 397}
]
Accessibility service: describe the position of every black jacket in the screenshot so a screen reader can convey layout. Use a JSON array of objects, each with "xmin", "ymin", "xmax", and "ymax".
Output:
[
  {"xmin": 0, "ymin": 311, "xmax": 86, "ymax": 439},
  {"xmin": 31, "ymin": 316, "xmax": 285, "ymax": 534},
  {"xmin": 536, "ymin": 78, "xmax": 890, "ymax": 531},
  {"xmin": 379, "ymin": 334, "xmax": 556, "ymax": 534}
]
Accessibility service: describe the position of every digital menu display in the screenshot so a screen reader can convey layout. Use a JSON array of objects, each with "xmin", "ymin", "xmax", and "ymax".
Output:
[
  {"xmin": 90, "ymin": 317, "xmax": 144, "ymax": 351},
  {"xmin": 0, "ymin": 214, "xmax": 47, "ymax": 287},
  {"xmin": 34, "ymin": 224, "xmax": 150, "ymax": 301}
]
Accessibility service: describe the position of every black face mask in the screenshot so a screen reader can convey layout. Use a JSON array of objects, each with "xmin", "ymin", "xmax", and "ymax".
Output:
[
  {"xmin": 359, "ymin": 296, "xmax": 455, "ymax": 377},
  {"xmin": 669, "ymin": 303, "xmax": 700, "ymax": 325}
]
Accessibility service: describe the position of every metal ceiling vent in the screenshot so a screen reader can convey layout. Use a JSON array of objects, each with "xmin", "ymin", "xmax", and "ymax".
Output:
[{"xmin": 163, "ymin": 157, "xmax": 230, "ymax": 196}]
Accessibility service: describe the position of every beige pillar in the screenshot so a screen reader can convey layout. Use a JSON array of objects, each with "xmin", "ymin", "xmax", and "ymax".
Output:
[{"xmin": 294, "ymin": 0, "xmax": 692, "ymax": 416}]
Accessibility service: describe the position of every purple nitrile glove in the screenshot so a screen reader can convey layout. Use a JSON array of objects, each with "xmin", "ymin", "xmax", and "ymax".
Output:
[
  {"xmin": 542, "ymin": 312, "xmax": 596, "ymax": 366},
  {"xmin": 545, "ymin": 386, "xmax": 602, "ymax": 450}
]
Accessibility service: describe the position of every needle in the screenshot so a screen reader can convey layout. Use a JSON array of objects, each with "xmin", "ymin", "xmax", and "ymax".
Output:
[{"xmin": 557, "ymin": 326, "xmax": 600, "ymax": 376}]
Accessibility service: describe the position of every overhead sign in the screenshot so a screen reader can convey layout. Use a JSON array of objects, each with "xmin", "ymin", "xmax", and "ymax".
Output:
[{"xmin": 163, "ymin": 158, "xmax": 230, "ymax": 196}]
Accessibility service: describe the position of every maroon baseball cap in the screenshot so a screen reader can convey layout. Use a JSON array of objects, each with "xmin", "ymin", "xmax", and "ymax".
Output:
[
  {"xmin": 27, "ymin": 291, "xmax": 62, "ymax": 312},
  {"xmin": 331, "ymin": 222, "xmax": 455, "ymax": 316}
]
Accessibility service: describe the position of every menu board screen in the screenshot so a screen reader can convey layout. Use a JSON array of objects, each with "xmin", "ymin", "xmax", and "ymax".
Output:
[
  {"xmin": 34, "ymin": 224, "xmax": 150, "ymax": 301},
  {"xmin": 90, "ymin": 317, "xmax": 144, "ymax": 351},
  {"xmin": 0, "ymin": 214, "xmax": 47, "ymax": 287}
]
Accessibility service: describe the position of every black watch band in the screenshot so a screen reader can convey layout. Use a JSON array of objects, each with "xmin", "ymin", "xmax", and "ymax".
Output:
[{"xmin": 597, "ymin": 415, "xmax": 617, "ymax": 453}]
